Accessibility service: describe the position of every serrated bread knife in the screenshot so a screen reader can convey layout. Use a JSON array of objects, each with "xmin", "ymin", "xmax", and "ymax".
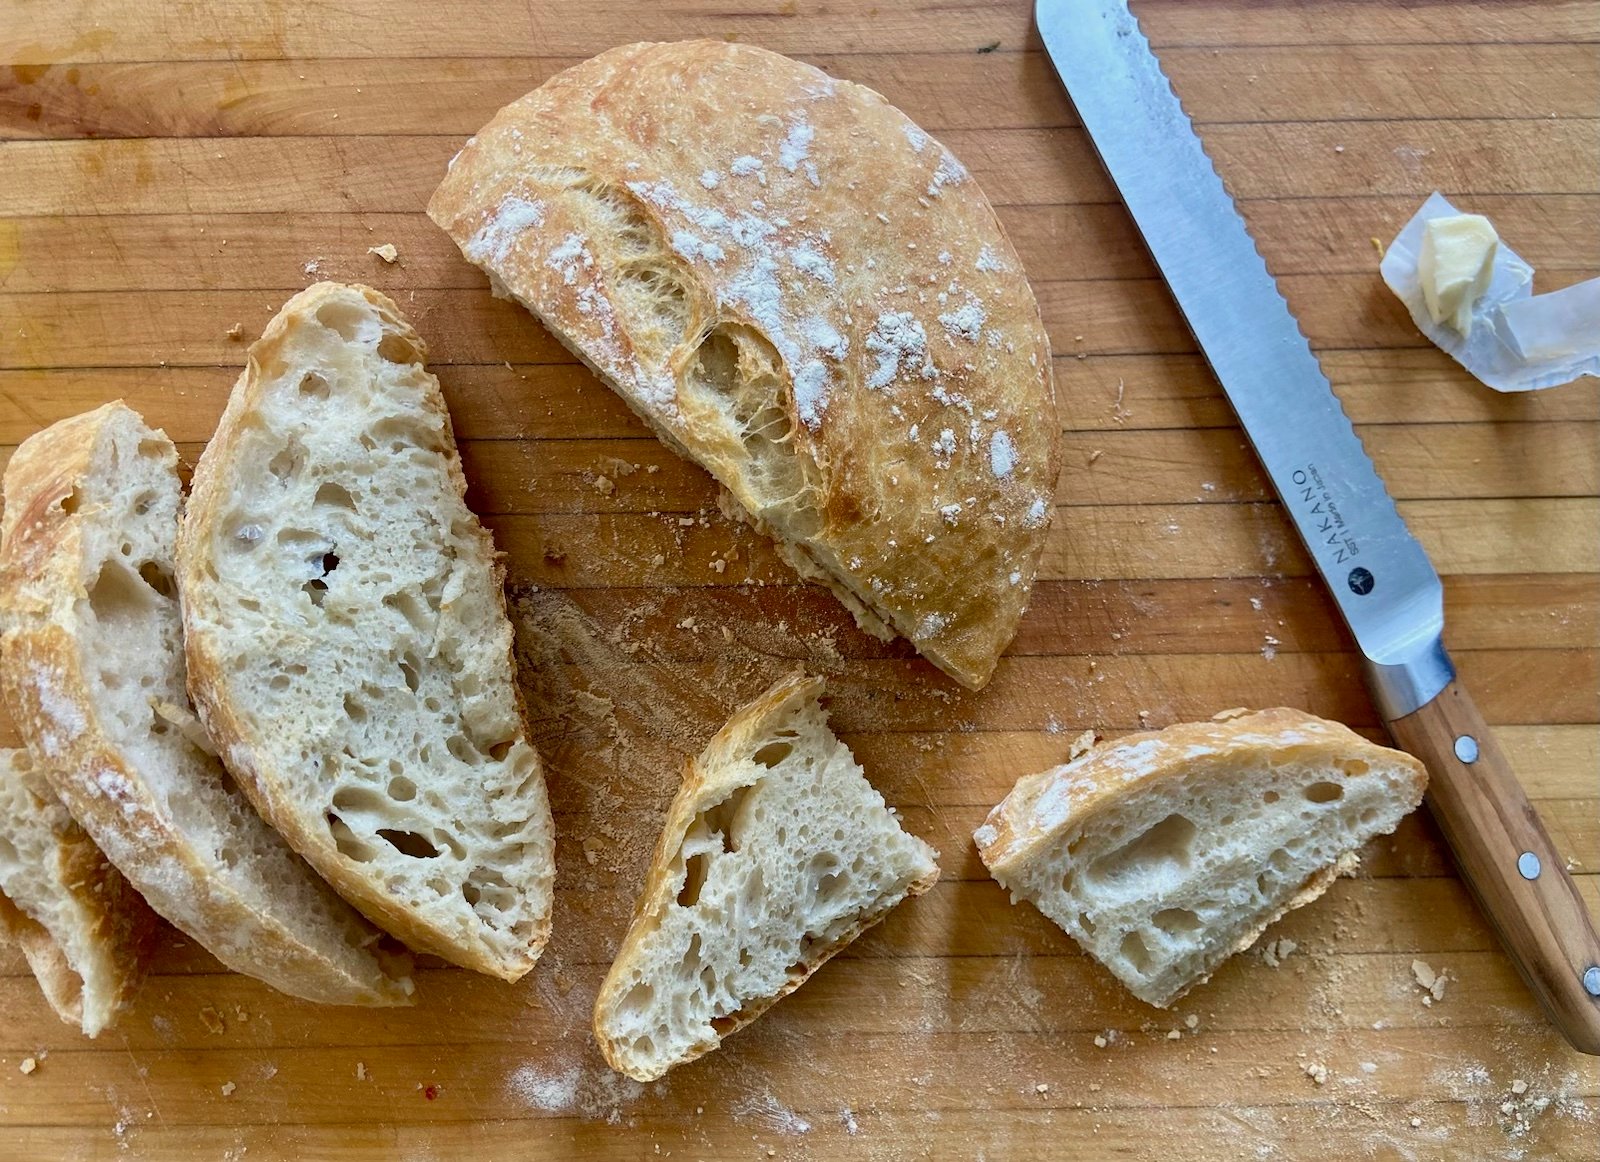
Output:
[{"xmin": 1036, "ymin": 0, "xmax": 1600, "ymax": 1053}]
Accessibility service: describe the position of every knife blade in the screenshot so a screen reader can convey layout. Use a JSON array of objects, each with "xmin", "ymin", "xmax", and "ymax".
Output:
[{"xmin": 1036, "ymin": 0, "xmax": 1600, "ymax": 1053}]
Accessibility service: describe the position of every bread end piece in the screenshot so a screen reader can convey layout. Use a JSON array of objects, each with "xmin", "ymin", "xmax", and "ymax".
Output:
[
  {"xmin": 975, "ymin": 708, "xmax": 1427, "ymax": 1007},
  {"xmin": 594, "ymin": 673, "xmax": 939, "ymax": 1081},
  {"xmin": 0, "ymin": 748, "xmax": 159, "ymax": 1036}
]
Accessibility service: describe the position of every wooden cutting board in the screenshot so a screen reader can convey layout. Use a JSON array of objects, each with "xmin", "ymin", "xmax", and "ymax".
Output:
[{"xmin": 1, "ymin": 1, "xmax": 1596, "ymax": 1157}]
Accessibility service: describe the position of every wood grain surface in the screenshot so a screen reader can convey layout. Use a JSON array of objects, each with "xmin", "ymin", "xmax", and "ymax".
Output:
[{"xmin": 1, "ymin": 1, "xmax": 1596, "ymax": 1158}]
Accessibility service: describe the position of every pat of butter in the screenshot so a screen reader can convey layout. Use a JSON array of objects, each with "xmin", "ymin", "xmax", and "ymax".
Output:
[{"xmin": 1418, "ymin": 213, "xmax": 1498, "ymax": 337}]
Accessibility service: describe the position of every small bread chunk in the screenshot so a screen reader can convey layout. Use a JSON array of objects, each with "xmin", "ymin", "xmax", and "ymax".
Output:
[
  {"xmin": 0, "ymin": 748, "xmax": 158, "ymax": 1036},
  {"xmin": 594, "ymin": 673, "xmax": 939, "ymax": 1081},
  {"xmin": 975, "ymin": 709, "xmax": 1427, "ymax": 1007},
  {"xmin": 0, "ymin": 402, "xmax": 413, "ymax": 1006},
  {"xmin": 429, "ymin": 41, "xmax": 1060, "ymax": 691},
  {"xmin": 178, "ymin": 284, "xmax": 555, "ymax": 980}
]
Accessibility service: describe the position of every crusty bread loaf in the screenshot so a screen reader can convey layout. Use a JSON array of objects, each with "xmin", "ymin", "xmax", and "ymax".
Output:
[
  {"xmin": 428, "ymin": 40, "xmax": 1060, "ymax": 691},
  {"xmin": 0, "ymin": 402, "xmax": 413, "ymax": 1006},
  {"xmin": 177, "ymin": 283, "xmax": 555, "ymax": 980},
  {"xmin": 0, "ymin": 747, "xmax": 158, "ymax": 1036},
  {"xmin": 594, "ymin": 673, "xmax": 939, "ymax": 1081},
  {"xmin": 975, "ymin": 709, "xmax": 1428, "ymax": 1007}
]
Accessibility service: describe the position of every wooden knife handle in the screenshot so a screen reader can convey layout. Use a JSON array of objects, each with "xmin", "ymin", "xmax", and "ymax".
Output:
[{"xmin": 1388, "ymin": 679, "xmax": 1600, "ymax": 1055}]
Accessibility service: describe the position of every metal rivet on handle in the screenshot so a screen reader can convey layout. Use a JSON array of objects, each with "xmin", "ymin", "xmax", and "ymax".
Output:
[
  {"xmin": 1454, "ymin": 735, "xmax": 1479, "ymax": 764},
  {"xmin": 1517, "ymin": 852, "xmax": 1541, "ymax": 881},
  {"xmin": 1585, "ymin": 966, "xmax": 1600, "ymax": 998}
]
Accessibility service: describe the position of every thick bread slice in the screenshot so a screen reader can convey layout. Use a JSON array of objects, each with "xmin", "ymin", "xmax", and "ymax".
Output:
[
  {"xmin": 428, "ymin": 40, "xmax": 1060, "ymax": 691},
  {"xmin": 0, "ymin": 747, "xmax": 158, "ymax": 1036},
  {"xmin": 974, "ymin": 708, "xmax": 1427, "ymax": 1007},
  {"xmin": 177, "ymin": 283, "xmax": 555, "ymax": 980},
  {"xmin": 0, "ymin": 402, "xmax": 413, "ymax": 1006},
  {"xmin": 594, "ymin": 673, "xmax": 939, "ymax": 1081}
]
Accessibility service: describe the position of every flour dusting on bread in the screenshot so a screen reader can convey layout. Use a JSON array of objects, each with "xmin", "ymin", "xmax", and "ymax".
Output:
[{"xmin": 428, "ymin": 39, "xmax": 1061, "ymax": 690}]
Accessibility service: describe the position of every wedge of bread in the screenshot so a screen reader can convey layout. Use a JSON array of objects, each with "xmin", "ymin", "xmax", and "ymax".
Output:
[
  {"xmin": 0, "ymin": 402, "xmax": 413, "ymax": 1006},
  {"xmin": 975, "ymin": 708, "xmax": 1427, "ymax": 1007},
  {"xmin": 429, "ymin": 40, "xmax": 1060, "ymax": 691},
  {"xmin": 594, "ymin": 673, "xmax": 939, "ymax": 1081},
  {"xmin": 0, "ymin": 747, "xmax": 158, "ymax": 1036},
  {"xmin": 177, "ymin": 283, "xmax": 555, "ymax": 980}
]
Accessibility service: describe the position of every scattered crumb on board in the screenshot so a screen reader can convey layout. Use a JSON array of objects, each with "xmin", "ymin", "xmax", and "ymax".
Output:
[{"xmin": 1411, "ymin": 958, "xmax": 1450, "ymax": 1005}]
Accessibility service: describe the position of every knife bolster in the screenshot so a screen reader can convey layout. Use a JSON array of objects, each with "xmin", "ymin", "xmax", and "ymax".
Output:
[{"xmin": 1363, "ymin": 633, "xmax": 1455, "ymax": 719}]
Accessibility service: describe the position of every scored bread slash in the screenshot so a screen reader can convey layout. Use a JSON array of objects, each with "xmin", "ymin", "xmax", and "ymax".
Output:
[
  {"xmin": 427, "ymin": 39, "xmax": 1060, "ymax": 691},
  {"xmin": 0, "ymin": 402, "xmax": 413, "ymax": 1007},
  {"xmin": 593, "ymin": 672, "xmax": 939, "ymax": 1081},
  {"xmin": 177, "ymin": 283, "xmax": 555, "ymax": 981},
  {"xmin": 974, "ymin": 708, "xmax": 1427, "ymax": 1008},
  {"xmin": 0, "ymin": 747, "xmax": 158, "ymax": 1036}
]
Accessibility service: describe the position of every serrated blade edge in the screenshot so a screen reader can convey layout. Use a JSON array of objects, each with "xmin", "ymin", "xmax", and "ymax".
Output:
[{"xmin": 1036, "ymin": 0, "xmax": 1445, "ymax": 695}]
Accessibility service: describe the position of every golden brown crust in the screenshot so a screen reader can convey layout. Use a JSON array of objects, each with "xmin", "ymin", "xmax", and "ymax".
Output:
[
  {"xmin": 592, "ymin": 673, "xmax": 939, "ymax": 1078},
  {"xmin": 0, "ymin": 402, "xmax": 413, "ymax": 1007},
  {"xmin": 975, "ymin": 708, "xmax": 1428, "ymax": 879},
  {"xmin": 429, "ymin": 41, "xmax": 1060, "ymax": 690}
]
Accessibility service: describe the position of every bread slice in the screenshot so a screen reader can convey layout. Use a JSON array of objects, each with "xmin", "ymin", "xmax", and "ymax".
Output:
[
  {"xmin": 0, "ymin": 402, "xmax": 413, "ymax": 1006},
  {"xmin": 177, "ymin": 283, "xmax": 555, "ymax": 980},
  {"xmin": 594, "ymin": 673, "xmax": 939, "ymax": 1081},
  {"xmin": 428, "ymin": 40, "xmax": 1061, "ymax": 691},
  {"xmin": 0, "ymin": 747, "xmax": 158, "ymax": 1036},
  {"xmin": 974, "ymin": 708, "xmax": 1427, "ymax": 1007}
]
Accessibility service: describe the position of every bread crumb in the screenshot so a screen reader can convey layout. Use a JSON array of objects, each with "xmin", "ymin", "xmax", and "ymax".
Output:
[
  {"xmin": 1035, "ymin": 1083, "xmax": 1049, "ymax": 1094},
  {"xmin": 199, "ymin": 1006, "xmax": 226, "ymax": 1034},
  {"xmin": 220, "ymin": 1081, "xmax": 236, "ymax": 1097},
  {"xmin": 1411, "ymin": 958, "xmax": 1449, "ymax": 1002},
  {"xmin": 650, "ymin": 554, "xmax": 666, "ymax": 568},
  {"xmin": 1409, "ymin": 1116, "xmax": 1422, "ymax": 1128},
  {"xmin": 19, "ymin": 1057, "xmax": 37, "ymax": 1075},
  {"xmin": 1166, "ymin": 1029, "xmax": 1181, "ymax": 1041},
  {"xmin": 356, "ymin": 1062, "xmax": 368, "ymax": 1081},
  {"xmin": 1088, "ymin": 1082, "xmax": 1101, "ymax": 1092},
  {"xmin": 582, "ymin": 835, "xmax": 605, "ymax": 865},
  {"xmin": 1261, "ymin": 937, "xmax": 1297, "ymax": 967},
  {"xmin": 368, "ymin": 243, "xmax": 399, "ymax": 263},
  {"xmin": 1511, "ymin": 1078, "xmax": 1528, "ymax": 1095},
  {"xmin": 1371, "ymin": 237, "xmax": 1385, "ymax": 256},
  {"xmin": 1184, "ymin": 1014, "xmax": 1199, "ymax": 1030},
  {"xmin": 1087, "ymin": 448, "xmax": 1103, "ymax": 465},
  {"xmin": 1303, "ymin": 1062, "xmax": 1328, "ymax": 1085},
  {"xmin": 303, "ymin": 259, "xmax": 322, "ymax": 276},
  {"xmin": 711, "ymin": 558, "xmax": 727, "ymax": 573},
  {"xmin": 225, "ymin": 322, "xmax": 244, "ymax": 340},
  {"xmin": 233, "ymin": 1006, "xmax": 250, "ymax": 1022},
  {"xmin": 1092, "ymin": 1034, "xmax": 1107, "ymax": 1048}
]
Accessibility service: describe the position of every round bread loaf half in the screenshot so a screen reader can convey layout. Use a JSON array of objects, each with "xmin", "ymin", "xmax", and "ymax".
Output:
[{"xmin": 428, "ymin": 40, "xmax": 1059, "ymax": 689}]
